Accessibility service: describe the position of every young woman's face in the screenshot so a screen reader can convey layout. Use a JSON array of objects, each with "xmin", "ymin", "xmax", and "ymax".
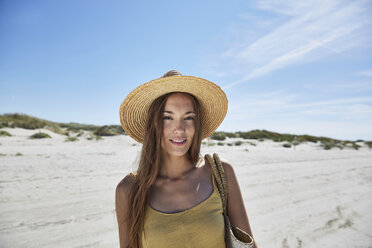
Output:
[{"xmin": 161, "ymin": 93, "xmax": 195, "ymax": 158}]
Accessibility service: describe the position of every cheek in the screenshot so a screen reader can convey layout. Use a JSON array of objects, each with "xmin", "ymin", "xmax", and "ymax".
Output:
[
  {"xmin": 162, "ymin": 122, "xmax": 171, "ymax": 135},
  {"xmin": 186, "ymin": 122, "xmax": 195, "ymax": 136}
]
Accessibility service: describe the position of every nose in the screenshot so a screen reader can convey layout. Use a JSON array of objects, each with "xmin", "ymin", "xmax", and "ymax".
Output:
[{"xmin": 173, "ymin": 119, "xmax": 185, "ymax": 133}]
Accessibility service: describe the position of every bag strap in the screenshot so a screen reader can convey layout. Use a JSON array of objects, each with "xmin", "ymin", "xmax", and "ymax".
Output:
[{"xmin": 205, "ymin": 153, "xmax": 228, "ymax": 213}]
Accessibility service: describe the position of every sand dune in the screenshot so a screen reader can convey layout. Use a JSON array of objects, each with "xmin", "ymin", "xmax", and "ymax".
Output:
[{"xmin": 0, "ymin": 128, "xmax": 371, "ymax": 247}]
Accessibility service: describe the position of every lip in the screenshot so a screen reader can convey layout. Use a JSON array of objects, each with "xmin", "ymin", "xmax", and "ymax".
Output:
[{"xmin": 169, "ymin": 138, "xmax": 187, "ymax": 146}]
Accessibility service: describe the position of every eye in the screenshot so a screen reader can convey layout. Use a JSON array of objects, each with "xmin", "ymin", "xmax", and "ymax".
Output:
[
  {"xmin": 185, "ymin": 116, "xmax": 194, "ymax": 120},
  {"xmin": 163, "ymin": 116, "xmax": 172, "ymax": 120}
]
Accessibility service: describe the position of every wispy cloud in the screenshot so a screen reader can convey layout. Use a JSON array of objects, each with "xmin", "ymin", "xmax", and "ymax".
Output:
[
  {"xmin": 211, "ymin": 0, "xmax": 372, "ymax": 89},
  {"xmin": 228, "ymin": 91, "xmax": 372, "ymax": 120},
  {"xmin": 304, "ymin": 81, "xmax": 372, "ymax": 93}
]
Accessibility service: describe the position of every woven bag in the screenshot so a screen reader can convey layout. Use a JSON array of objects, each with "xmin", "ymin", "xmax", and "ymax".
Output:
[{"xmin": 205, "ymin": 154, "xmax": 254, "ymax": 248}]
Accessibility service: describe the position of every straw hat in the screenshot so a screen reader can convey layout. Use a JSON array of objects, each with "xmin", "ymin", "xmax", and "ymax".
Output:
[{"xmin": 119, "ymin": 70, "xmax": 228, "ymax": 143}]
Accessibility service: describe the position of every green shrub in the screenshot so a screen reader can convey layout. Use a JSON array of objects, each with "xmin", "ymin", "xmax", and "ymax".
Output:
[
  {"xmin": 29, "ymin": 132, "xmax": 51, "ymax": 139},
  {"xmin": 237, "ymin": 129, "xmax": 294, "ymax": 142},
  {"xmin": 76, "ymin": 131, "xmax": 84, "ymax": 137},
  {"xmin": 93, "ymin": 125, "xmax": 125, "ymax": 136},
  {"xmin": 202, "ymin": 141, "xmax": 207, "ymax": 145},
  {"xmin": 225, "ymin": 132, "xmax": 237, "ymax": 138},
  {"xmin": 297, "ymin": 135, "xmax": 318, "ymax": 143},
  {"xmin": 65, "ymin": 137, "xmax": 78, "ymax": 142},
  {"xmin": 365, "ymin": 141, "xmax": 372, "ymax": 149},
  {"xmin": 87, "ymin": 135, "xmax": 102, "ymax": 140},
  {"xmin": 352, "ymin": 143, "xmax": 361, "ymax": 150},
  {"xmin": 208, "ymin": 142, "xmax": 216, "ymax": 147},
  {"xmin": 0, "ymin": 113, "xmax": 65, "ymax": 134},
  {"xmin": 217, "ymin": 142, "xmax": 224, "ymax": 146},
  {"xmin": 321, "ymin": 142, "xmax": 333, "ymax": 150},
  {"xmin": 0, "ymin": 153, "xmax": 6, "ymax": 156},
  {"xmin": 283, "ymin": 143, "xmax": 292, "ymax": 148},
  {"xmin": 227, "ymin": 143, "xmax": 233, "ymax": 146},
  {"xmin": 59, "ymin": 122, "xmax": 99, "ymax": 132},
  {"xmin": 210, "ymin": 132, "xmax": 227, "ymax": 141},
  {"xmin": 0, "ymin": 130, "xmax": 11, "ymax": 137},
  {"xmin": 234, "ymin": 141, "xmax": 243, "ymax": 146},
  {"xmin": 335, "ymin": 144, "xmax": 344, "ymax": 150},
  {"xmin": 15, "ymin": 152, "xmax": 23, "ymax": 156}
]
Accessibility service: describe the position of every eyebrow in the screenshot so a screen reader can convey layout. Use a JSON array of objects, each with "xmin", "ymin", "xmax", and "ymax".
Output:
[{"xmin": 163, "ymin": 110, "xmax": 195, "ymax": 115}]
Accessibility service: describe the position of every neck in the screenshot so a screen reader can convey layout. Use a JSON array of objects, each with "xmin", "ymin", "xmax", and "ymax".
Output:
[{"xmin": 159, "ymin": 152, "xmax": 200, "ymax": 180}]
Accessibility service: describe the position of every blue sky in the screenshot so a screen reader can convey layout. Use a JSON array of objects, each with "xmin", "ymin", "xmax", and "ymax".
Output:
[{"xmin": 1, "ymin": 0, "xmax": 371, "ymax": 140}]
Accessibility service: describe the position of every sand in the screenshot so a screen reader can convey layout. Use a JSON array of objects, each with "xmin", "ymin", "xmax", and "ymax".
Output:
[{"xmin": 0, "ymin": 128, "xmax": 371, "ymax": 248}]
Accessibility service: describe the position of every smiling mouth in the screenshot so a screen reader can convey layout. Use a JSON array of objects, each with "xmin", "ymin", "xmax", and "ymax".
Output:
[{"xmin": 169, "ymin": 139, "xmax": 187, "ymax": 145}]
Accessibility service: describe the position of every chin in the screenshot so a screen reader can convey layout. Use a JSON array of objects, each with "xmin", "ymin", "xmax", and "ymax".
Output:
[
  {"xmin": 162, "ymin": 147, "xmax": 191, "ymax": 158},
  {"xmin": 167, "ymin": 150, "xmax": 189, "ymax": 157}
]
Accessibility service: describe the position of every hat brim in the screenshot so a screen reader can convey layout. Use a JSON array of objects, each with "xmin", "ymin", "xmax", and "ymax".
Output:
[{"xmin": 119, "ymin": 75, "xmax": 228, "ymax": 143}]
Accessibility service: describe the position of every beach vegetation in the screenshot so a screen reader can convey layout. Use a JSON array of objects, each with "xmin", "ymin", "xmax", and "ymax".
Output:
[
  {"xmin": 29, "ymin": 132, "xmax": 51, "ymax": 139},
  {"xmin": 352, "ymin": 143, "xmax": 361, "ymax": 150},
  {"xmin": 3, "ymin": 113, "xmax": 365, "ymax": 150},
  {"xmin": 234, "ymin": 141, "xmax": 243, "ymax": 146},
  {"xmin": 322, "ymin": 143, "xmax": 333, "ymax": 150},
  {"xmin": 227, "ymin": 143, "xmax": 233, "ymax": 146},
  {"xmin": 202, "ymin": 141, "xmax": 207, "ymax": 145},
  {"xmin": 59, "ymin": 122, "xmax": 99, "ymax": 132},
  {"xmin": 225, "ymin": 132, "xmax": 238, "ymax": 138},
  {"xmin": 320, "ymin": 140, "xmax": 341, "ymax": 150},
  {"xmin": 210, "ymin": 132, "xmax": 226, "ymax": 141},
  {"xmin": 341, "ymin": 141, "xmax": 361, "ymax": 150},
  {"xmin": 0, "ymin": 113, "xmax": 122, "ymax": 136},
  {"xmin": 0, "ymin": 153, "xmax": 6, "ymax": 156},
  {"xmin": 76, "ymin": 131, "xmax": 84, "ymax": 137},
  {"xmin": 87, "ymin": 134, "xmax": 102, "ymax": 140},
  {"xmin": 93, "ymin": 125, "xmax": 125, "ymax": 136},
  {"xmin": 297, "ymin": 135, "xmax": 318, "ymax": 143},
  {"xmin": 15, "ymin": 152, "xmax": 23, "ymax": 156},
  {"xmin": 364, "ymin": 141, "xmax": 372, "ymax": 149},
  {"xmin": 208, "ymin": 142, "xmax": 216, "ymax": 147},
  {"xmin": 0, "ymin": 113, "xmax": 66, "ymax": 134},
  {"xmin": 0, "ymin": 130, "xmax": 11, "ymax": 137},
  {"xmin": 283, "ymin": 143, "xmax": 292, "ymax": 148},
  {"xmin": 65, "ymin": 137, "xmax": 78, "ymax": 142},
  {"xmin": 217, "ymin": 142, "xmax": 224, "ymax": 146}
]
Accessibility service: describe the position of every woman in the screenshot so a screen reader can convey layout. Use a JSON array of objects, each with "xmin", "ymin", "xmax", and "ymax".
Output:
[{"xmin": 116, "ymin": 70, "xmax": 257, "ymax": 248}]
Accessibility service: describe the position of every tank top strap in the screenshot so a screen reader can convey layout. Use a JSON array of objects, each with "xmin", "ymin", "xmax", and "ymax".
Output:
[{"xmin": 206, "ymin": 157, "xmax": 217, "ymax": 190}]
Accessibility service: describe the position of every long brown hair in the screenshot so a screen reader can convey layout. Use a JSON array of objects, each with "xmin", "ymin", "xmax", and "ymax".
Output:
[{"xmin": 127, "ymin": 92, "xmax": 202, "ymax": 247}]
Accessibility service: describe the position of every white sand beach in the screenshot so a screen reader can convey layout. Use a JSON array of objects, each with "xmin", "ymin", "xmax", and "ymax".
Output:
[{"xmin": 0, "ymin": 128, "xmax": 371, "ymax": 248}]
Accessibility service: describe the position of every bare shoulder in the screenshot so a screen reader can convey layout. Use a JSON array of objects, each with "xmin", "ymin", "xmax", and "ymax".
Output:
[
  {"xmin": 115, "ymin": 173, "xmax": 136, "ymax": 222},
  {"xmin": 116, "ymin": 173, "xmax": 136, "ymax": 198},
  {"xmin": 115, "ymin": 173, "xmax": 136, "ymax": 247},
  {"xmin": 219, "ymin": 157, "xmax": 237, "ymax": 181}
]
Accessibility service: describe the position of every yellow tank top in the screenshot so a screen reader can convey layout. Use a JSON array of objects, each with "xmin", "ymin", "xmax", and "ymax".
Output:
[{"xmin": 141, "ymin": 172, "xmax": 225, "ymax": 248}]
